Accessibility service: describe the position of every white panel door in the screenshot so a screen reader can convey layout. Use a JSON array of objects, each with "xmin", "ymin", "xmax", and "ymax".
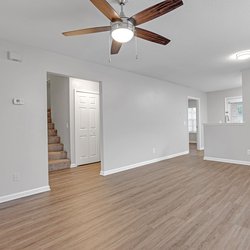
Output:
[{"xmin": 75, "ymin": 91, "xmax": 100, "ymax": 166}]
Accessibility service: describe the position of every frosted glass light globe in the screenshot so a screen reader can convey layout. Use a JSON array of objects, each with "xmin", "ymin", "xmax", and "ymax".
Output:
[
  {"xmin": 112, "ymin": 28, "xmax": 134, "ymax": 43},
  {"xmin": 111, "ymin": 20, "xmax": 135, "ymax": 43}
]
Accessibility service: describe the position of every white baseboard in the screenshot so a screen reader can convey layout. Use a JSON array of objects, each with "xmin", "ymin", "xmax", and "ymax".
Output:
[
  {"xmin": 204, "ymin": 156, "xmax": 250, "ymax": 166},
  {"xmin": 189, "ymin": 141, "xmax": 197, "ymax": 143},
  {"xmin": 0, "ymin": 186, "xmax": 51, "ymax": 204},
  {"xmin": 70, "ymin": 163, "xmax": 77, "ymax": 168},
  {"xmin": 100, "ymin": 151, "xmax": 189, "ymax": 176}
]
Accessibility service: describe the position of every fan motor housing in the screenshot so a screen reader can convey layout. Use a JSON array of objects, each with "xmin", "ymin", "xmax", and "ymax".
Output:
[{"xmin": 111, "ymin": 19, "xmax": 135, "ymax": 33}]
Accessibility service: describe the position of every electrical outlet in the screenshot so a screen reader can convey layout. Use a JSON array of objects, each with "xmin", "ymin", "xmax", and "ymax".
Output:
[
  {"xmin": 247, "ymin": 149, "xmax": 250, "ymax": 156},
  {"xmin": 12, "ymin": 173, "xmax": 20, "ymax": 182}
]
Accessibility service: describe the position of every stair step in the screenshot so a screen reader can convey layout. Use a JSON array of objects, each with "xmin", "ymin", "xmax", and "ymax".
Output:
[
  {"xmin": 48, "ymin": 151, "xmax": 67, "ymax": 160},
  {"xmin": 48, "ymin": 123, "xmax": 54, "ymax": 129},
  {"xmin": 47, "ymin": 109, "xmax": 70, "ymax": 171},
  {"xmin": 48, "ymin": 143, "xmax": 63, "ymax": 152},
  {"xmin": 49, "ymin": 159, "xmax": 70, "ymax": 171},
  {"xmin": 48, "ymin": 136, "xmax": 60, "ymax": 144},
  {"xmin": 48, "ymin": 129, "xmax": 57, "ymax": 136}
]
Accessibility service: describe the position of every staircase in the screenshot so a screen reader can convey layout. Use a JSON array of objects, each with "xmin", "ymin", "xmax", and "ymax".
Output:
[{"xmin": 48, "ymin": 109, "xmax": 70, "ymax": 171}]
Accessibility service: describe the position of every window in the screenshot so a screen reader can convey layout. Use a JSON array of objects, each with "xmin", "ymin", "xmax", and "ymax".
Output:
[
  {"xmin": 188, "ymin": 107, "xmax": 197, "ymax": 133},
  {"xmin": 225, "ymin": 96, "xmax": 243, "ymax": 123}
]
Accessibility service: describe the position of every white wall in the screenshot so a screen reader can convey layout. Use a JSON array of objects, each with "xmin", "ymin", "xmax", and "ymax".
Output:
[
  {"xmin": 207, "ymin": 87, "xmax": 242, "ymax": 123},
  {"xmin": 48, "ymin": 74, "xmax": 70, "ymax": 157},
  {"xmin": 242, "ymin": 70, "xmax": 250, "ymax": 124},
  {"xmin": 102, "ymin": 78, "xmax": 207, "ymax": 171},
  {"xmin": 0, "ymin": 42, "xmax": 49, "ymax": 200},
  {"xmin": 204, "ymin": 70, "xmax": 250, "ymax": 164},
  {"xmin": 0, "ymin": 39, "xmax": 207, "ymax": 201},
  {"xmin": 47, "ymin": 82, "xmax": 51, "ymax": 108}
]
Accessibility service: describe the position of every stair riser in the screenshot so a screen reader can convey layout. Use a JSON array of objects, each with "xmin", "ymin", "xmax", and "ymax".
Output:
[
  {"xmin": 48, "ymin": 123, "xmax": 54, "ymax": 129},
  {"xmin": 48, "ymin": 144, "xmax": 63, "ymax": 152},
  {"xmin": 49, "ymin": 161, "xmax": 70, "ymax": 171},
  {"xmin": 48, "ymin": 137, "xmax": 60, "ymax": 144},
  {"xmin": 48, "ymin": 118, "xmax": 52, "ymax": 123},
  {"xmin": 49, "ymin": 152, "xmax": 67, "ymax": 160},
  {"xmin": 48, "ymin": 129, "xmax": 57, "ymax": 136}
]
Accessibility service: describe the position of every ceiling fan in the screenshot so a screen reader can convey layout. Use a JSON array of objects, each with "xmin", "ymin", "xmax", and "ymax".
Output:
[{"xmin": 63, "ymin": 0, "xmax": 183, "ymax": 55}]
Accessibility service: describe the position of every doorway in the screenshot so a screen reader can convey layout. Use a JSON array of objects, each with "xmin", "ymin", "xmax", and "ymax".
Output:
[
  {"xmin": 187, "ymin": 97, "xmax": 201, "ymax": 151},
  {"xmin": 46, "ymin": 73, "xmax": 102, "ymax": 172}
]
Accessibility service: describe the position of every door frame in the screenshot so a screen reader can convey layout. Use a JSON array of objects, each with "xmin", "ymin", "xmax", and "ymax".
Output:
[
  {"xmin": 187, "ymin": 96, "xmax": 202, "ymax": 150},
  {"xmin": 74, "ymin": 89, "xmax": 100, "ymax": 166},
  {"xmin": 68, "ymin": 79, "xmax": 104, "ymax": 174},
  {"xmin": 46, "ymin": 72, "xmax": 104, "ymax": 173}
]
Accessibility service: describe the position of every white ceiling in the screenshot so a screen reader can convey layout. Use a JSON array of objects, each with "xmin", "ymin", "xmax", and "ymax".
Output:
[{"xmin": 0, "ymin": 0, "xmax": 250, "ymax": 92}]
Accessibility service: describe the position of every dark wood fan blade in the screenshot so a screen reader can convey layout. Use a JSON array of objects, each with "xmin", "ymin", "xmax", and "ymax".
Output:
[
  {"xmin": 90, "ymin": 0, "xmax": 121, "ymax": 22},
  {"xmin": 135, "ymin": 27, "xmax": 170, "ymax": 45},
  {"xmin": 130, "ymin": 0, "xmax": 183, "ymax": 26},
  {"xmin": 111, "ymin": 40, "xmax": 122, "ymax": 54},
  {"xmin": 63, "ymin": 26, "xmax": 111, "ymax": 36}
]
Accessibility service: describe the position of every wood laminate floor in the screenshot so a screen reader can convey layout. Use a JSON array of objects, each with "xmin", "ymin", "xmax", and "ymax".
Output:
[{"xmin": 1, "ymin": 147, "xmax": 250, "ymax": 249}]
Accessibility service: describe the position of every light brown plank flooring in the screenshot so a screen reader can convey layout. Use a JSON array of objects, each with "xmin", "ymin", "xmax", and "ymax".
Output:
[{"xmin": 1, "ymin": 148, "xmax": 250, "ymax": 249}]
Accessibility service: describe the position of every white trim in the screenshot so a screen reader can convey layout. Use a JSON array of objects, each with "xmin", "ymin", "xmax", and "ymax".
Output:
[
  {"xmin": 100, "ymin": 151, "xmax": 189, "ymax": 176},
  {"xmin": 70, "ymin": 163, "xmax": 77, "ymax": 168},
  {"xmin": 189, "ymin": 141, "xmax": 197, "ymax": 143},
  {"xmin": 0, "ymin": 186, "xmax": 51, "ymax": 204},
  {"xmin": 69, "ymin": 78, "xmax": 102, "ymax": 170},
  {"xmin": 204, "ymin": 156, "xmax": 250, "ymax": 166},
  {"xmin": 199, "ymin": 147, "xmax": 204, "ymax": 151}
]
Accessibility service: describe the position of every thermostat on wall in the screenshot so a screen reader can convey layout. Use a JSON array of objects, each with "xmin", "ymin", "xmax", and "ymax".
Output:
[
  {"xmin": 7, "ymin": 51, "xmax": 22, "ymax": 62},
  {"xmin": 13, "ymin": 98, "xmax": 24, "ymax": 105}
]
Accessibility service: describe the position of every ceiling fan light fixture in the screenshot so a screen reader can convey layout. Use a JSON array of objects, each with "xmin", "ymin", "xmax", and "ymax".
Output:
[
  {"xmin": 63, "ymin": 0, "xmax": 183, "ymax": 54},
  {"xmin": 235, "ymin": 50, "xmax": 250, "ymax": 60},
  {"xmin": 111, "ymin": 20, "xmax": 134, "ymax": 43}
]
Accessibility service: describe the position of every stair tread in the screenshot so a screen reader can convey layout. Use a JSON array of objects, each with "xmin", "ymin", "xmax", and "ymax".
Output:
[
  {"xmin": 48, "ymin": 151, "xmax": 66, "ymax": 155},
  {"xmin": 49, "ymin": 143, "xmax": 63, "ymax": 146},
  {"xmin": 49, "ymin": 159, "xmax": 70, "ymax": 164}
]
